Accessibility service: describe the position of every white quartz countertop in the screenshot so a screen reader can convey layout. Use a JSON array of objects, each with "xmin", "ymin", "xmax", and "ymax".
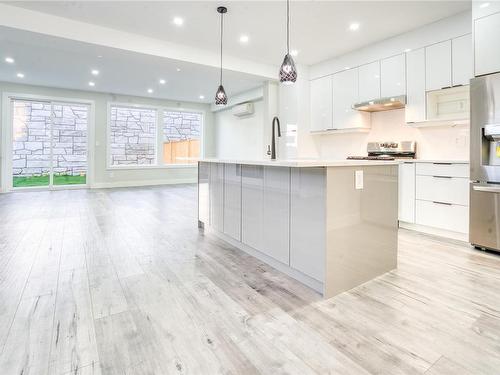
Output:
[
  {"xmin": 200, "ymin": 158, "xmax": 399, "ymax": 167},
  {"xmin": 403, "ymin": 159, "xmax": 469, "ymax": 164}
]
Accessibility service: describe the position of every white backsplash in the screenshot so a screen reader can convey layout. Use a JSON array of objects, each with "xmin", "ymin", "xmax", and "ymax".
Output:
[{"xmin": 301, "ymin": 109, "xmax": 469, "ymax": 161}]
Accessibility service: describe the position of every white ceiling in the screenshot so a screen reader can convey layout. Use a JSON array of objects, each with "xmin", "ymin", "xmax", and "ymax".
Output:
[
  {"xmin": 0, "ymin": 26, "xmax": 266, "ymax": 103},
  {"xmin": 9, "ymin": 1, "xmax": 471, "ymax": 66}
]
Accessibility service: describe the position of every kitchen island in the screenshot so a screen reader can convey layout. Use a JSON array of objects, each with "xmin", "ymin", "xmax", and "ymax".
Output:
[{"xmin": 198, "ymin": 159, "xmax": 399, "ymax": 298}]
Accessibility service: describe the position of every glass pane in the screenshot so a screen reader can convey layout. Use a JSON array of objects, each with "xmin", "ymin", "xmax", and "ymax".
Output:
[
  {"xmin": 163, "ymin": 111, "xmax": 201, "ymax": 164},
  {"xmin": 12, "ymin": 100, "xmax": 51, "ymax": 188},
  {"xmin": 52, "ymin": 103, "xmax": 88, "ymax": 185},
  {"xmin": 109, "ymin": 106, "xmax": 157, "ymax": 166}
]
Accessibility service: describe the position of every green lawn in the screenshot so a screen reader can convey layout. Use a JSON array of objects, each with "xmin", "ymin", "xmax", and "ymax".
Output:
[{"xmin": 13, "ymin": 175, "xmax": 86, "ymax": 188}]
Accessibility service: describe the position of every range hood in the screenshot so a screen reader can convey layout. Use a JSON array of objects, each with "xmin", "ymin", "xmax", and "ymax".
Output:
[{"xmin": 353, "ymin": 95, "xmax": 406, "ymax": 112}]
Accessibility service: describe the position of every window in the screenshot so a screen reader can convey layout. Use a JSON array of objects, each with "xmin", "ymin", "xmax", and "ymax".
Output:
[
  {"xmin": 109, "ymin": 105, "xmax": 157, "ymax": 166},
  {"xmin": 162, "ymin": 110, "xmax": 202, "ymax": 164}
]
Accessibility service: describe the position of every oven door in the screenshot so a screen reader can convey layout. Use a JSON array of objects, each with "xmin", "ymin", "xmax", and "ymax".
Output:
[{"xmin": 470, "ymin": 182, "xmax": 500, "ymax": 251}]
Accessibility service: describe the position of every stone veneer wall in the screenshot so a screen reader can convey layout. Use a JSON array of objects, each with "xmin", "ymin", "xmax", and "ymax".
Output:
[
  {"xmin": 163, "ymin": 111, "xmax": 201, "ymax": 142},
  {"xmin": 109, "ymin": 106, "xmax": 156, "ymax": 166},
  {"xmin": 12, "ymin": 101, "xmax": 88, "ymax": 177}
]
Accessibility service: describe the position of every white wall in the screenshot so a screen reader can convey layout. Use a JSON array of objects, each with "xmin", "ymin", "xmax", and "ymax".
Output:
[
  {"xmin": 0, "ymin": 81, "xmax": 214, "ymax": 190},
  {"xmin": 213, "ymin": 82, "xmax": 280, "ymax": 159},
  {"xmin": 214, "ymin": 99, "xmax": 264, "ymax": 159}
]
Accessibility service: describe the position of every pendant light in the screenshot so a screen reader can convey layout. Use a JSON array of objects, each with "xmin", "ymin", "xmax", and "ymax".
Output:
[
  {"xmin": 279, "ymin": 0, "xmax": 297, "ymax": 84},
  {"xmin": 215, "ymin": 6, "xmax": 228, "ymax": 106}
]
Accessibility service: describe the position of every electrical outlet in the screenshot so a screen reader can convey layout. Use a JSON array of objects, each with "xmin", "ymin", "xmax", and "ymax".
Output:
[{"xmin": 355, "ymin": 170, "xmax": 363, "ymax": 190}]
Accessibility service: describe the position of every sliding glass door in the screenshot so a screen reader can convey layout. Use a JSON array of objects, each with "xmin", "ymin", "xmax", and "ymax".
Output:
[{"xmin": 11, "ymin": 99, "xmax": 89, "ymax": 189}]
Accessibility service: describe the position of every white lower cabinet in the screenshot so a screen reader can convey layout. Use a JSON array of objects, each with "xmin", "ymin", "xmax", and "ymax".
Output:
[
  {"xmin": 262, "ymin": 167, "xmax": 290, "ymax": 264},
  {"xmin": 398, "ymin": 162, "xmax": 416, "ymax": 223},
  {"xmin": 223, "ymin": 163, "xmax": 241, "ymax": 241},
  {"xmin": 399, "ymin": 162, "xmax": 469, "ymax": 237},
  {"xmin": 241, "ymin": 165, "xmax": 290, "ymax": 265},
  {"xmin": 209, "ymin": 163, "xmax": 225, "ymax": 233},
  {"xmin": 415, "ymin": 200, "xmax": 469, "ymax": 234},
  {"xmin": 290, "ymin": 168, "xmax": 326, "ymax": 282},
  {"xmin": 416, "ymin": 175, "xmax": 469, "ymax": 206},
  {"xmin": 241, "ymin": 165, "xmax": 264, "ymax": 251}
]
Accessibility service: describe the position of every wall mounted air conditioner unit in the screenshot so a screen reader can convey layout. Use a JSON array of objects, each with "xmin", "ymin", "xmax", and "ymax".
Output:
[{"xmin": 233, "ymin": 102, "xmax": 254, "ymax": 117}]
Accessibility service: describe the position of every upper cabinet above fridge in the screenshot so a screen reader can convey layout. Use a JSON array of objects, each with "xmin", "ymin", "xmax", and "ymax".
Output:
[
  {"xmin": 405, "ymin": 34, "xmax": 472, "ymax": 125},
  {"xmin": 474, "ymin": 6, "xmax": 500, "ymax": 77}
]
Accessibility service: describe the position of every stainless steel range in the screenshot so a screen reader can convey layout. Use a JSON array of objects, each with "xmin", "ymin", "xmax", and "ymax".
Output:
[
  {"xmin": 347, "ymin": 141, "xmax": 416, "ymax": 160},
  {"xmin": 470, "ymin": 72, "xmax": 500, "ymax": 252}
]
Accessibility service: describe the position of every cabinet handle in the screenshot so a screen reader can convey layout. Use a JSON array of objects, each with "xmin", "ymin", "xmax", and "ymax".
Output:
[
  {"xmin": 441, "ymin": 86, "xmax": 452, "ymax": 90},
  {"xmin": 473, "ymin": 185, "xmax": 500, "ymax": 193},
  {"xmin": 433, "ymin": 201, "xmax": 452, "ymax": 206},
  {"xmin": 452, "ymin": 84, "xmax": 464, "ymax": 88},
  {"xmin": 432, "ymin": 162, "xmax": 452, "ymax": 165},
  {"xmin": 432, "ymin": 175, "xmax": 452, "ymax": 179}
]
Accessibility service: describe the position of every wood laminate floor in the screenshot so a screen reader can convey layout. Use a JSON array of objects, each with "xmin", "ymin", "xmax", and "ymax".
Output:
[{"xmin": 0, "ymin": 185, "xmax": 499, "ymax": 375}]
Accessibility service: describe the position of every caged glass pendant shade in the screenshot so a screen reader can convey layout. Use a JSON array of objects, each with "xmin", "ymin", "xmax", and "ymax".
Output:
[
  {"xmin": 279, "ymin": 53, "xmax": 297, "ymax": 84},
  {"xmin": 215, "ymin": 6, "xmax": 228, "ymax": 106},
  {"xmin": 215, "ymin": 84, "xmax": 227, "ymax": 106},
  {"xmin": 279, "ymin": 0, "xmax": 297, "ymax": 84}
]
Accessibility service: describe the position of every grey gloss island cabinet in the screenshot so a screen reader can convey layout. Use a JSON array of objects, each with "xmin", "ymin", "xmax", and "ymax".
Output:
[{"xmin": 198, "ymin": 160, "xmax": 399, "ymax": 298}]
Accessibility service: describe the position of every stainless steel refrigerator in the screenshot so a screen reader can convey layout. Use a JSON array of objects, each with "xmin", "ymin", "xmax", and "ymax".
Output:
[{"xmin": 470, "ymin": 72, "xmax": 500, "ymax": 252}]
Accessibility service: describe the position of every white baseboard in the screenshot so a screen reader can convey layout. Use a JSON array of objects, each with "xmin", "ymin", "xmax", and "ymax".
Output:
[
  {"xmin": 399, "ymin": 221, "xmax": 468, "ymax": 242},
  {"xmin": 90, "ymin": 178, "xmax": 196, "ymax": 189}
]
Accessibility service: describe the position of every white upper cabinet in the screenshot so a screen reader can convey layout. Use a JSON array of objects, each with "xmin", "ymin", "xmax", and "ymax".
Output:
[
  {"xmin": 358, "ymin": 61, "xmax": 381, "ymax": 102},
  {"xmin": 426, "ymin": 40, "xmax": 452, "ymax": 91},
  {"xmin": 381, "ymin": 54, "xmax": 406, "ymax": 97},
  {"xmin": 406, "ymin": 48, "xmax": 426, "ymax": 123},
  {"xmin": 333, "ymin": 68, "xmax": 368, "ymax": 130},
  {"xmin": 474, "ymin": 12, "xmax": 500, "ymax": 77},
  {"xmin": 452, "ymin": 34, "xmax": 472, "ymax": 86},
  {"xmin": 310, "ymin": 76, "xmax": 333, "ymax": 131}
]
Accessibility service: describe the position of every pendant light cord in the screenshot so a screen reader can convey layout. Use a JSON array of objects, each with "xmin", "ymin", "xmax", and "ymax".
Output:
[
  {"xmin": 286, "ymin": 0, "xmax": 290, "ymax": 54},
  {"xmin": 220, "ymin": 11, "xmax": 224, "ymax": 85}
]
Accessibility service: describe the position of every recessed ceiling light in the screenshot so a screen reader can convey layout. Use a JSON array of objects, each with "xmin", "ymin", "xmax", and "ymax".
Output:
[
  {"xmin": 176, "ymin": 68, "xmax": 181, "ymax": 72},
  {"xmin": 147, "ymin": 88, "xmax": 153, "ymax": 94},
  {"xmin": 404, "ymin": 48, "xmax": 412, "ymax": 53},
  {"xmin": 173, "ymin": 17, "xmax": 184, "ymax": 26},
  {"xmin": 199, "ymin": 95, "xmax": 205, "ymax": 100},
  {"xmin": 97, "ymin": 55, "xmax": 103, "ymax": 58},
  {"xmin": 349, "ymin": 23, "xmax": 360, "ymax": 31},
  {"xmin": 5, "ymin": 57, "xmax": 14, "ymax": 64},
  {"xmin": 16, "ymin": 73, "xmax": 24, "ymax": 78},
  {"xmin": 344, "ymin": 66, "xmax": 350, "ymax": 70},
  {"xmin": 290, "ymin": 49, "xmax": 299, "ymax": 57},
  {"xmin": 88, "ymin": 81, "xmax": 95, "ymax": 87},
  {"xmin": 239, "ymin": 35, "xmax": 249, "ymax": 43},
  {"xmin": 480, "ymin": 2, "xmax": 490, "ymax": 8},
  {"xmin": 159, "ymin": 79, "xmax": 166, "ymax": 84},
  {"xmin": 91, "ymin": 69, "xmax": 99, "ymax": 76}
]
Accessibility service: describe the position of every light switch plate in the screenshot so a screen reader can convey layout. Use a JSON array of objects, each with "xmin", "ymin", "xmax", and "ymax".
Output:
[{"xmin": 355, "ymin": 170, "xmax": 363, "ymax": 189}]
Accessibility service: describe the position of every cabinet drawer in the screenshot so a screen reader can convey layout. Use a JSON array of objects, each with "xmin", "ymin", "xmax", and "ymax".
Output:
[
  {"xmin": 415, "ymin": 200, "xmax": 468, "ymax": 234},
  {"xmin": 416, "ymin": 175, "xmax": 469, "ymax": 206},
  {"xmin": 415, "ymin": 162, "xmax": 468, "ymax": 178}
]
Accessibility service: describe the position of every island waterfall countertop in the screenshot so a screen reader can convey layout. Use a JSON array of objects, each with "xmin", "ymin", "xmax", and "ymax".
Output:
[
  {"xmin": 199, "ymin": 158, "xmax": 400, "ymax": 167},
  {"xmin": 198, "ymin": 160, "xmax": 398, "ymax": 298}
]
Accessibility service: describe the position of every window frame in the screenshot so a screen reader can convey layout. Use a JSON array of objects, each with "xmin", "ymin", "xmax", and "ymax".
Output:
[{"xmin": 106, "ymin": 102, "xmax": 205, "ymax": 170}]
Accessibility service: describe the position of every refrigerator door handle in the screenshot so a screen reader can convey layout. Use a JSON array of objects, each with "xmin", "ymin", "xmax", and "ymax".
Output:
[{"xmin": 472, "ymin": 185, "xmax": 500, "ymax": 193}]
